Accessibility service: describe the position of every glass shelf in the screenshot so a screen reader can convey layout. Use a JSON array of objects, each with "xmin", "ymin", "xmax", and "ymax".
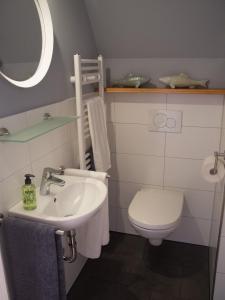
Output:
[{"xmin": 0, "ymin": 116, "xmax": 78, "ymax": 143}]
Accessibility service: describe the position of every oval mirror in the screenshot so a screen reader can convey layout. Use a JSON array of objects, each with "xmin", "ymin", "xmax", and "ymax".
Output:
[{"xmin": 0, "ymin": 0, "xmax": 54, "ymax": 88}]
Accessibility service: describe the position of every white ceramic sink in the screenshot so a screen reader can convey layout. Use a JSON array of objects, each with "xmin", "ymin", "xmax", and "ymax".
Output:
[{"xmin": 9, "ymin": 175, "xmax": 107, "ymax": 230}]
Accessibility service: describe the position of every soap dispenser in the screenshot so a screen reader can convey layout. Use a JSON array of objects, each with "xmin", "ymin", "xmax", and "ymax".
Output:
[{"xmin": 22, "ymin": 174, "xmax": 37, "ymax": 210}]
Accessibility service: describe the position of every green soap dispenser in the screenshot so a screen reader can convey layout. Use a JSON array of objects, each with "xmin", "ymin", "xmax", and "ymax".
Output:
[{"xmin": 22, "ymin": 174, "xmax": 37, "ymax": 210}]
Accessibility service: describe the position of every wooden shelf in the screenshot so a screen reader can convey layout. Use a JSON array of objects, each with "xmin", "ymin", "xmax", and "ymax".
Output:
[{"xmin": 105, "ymin": 87, "xmax": 225, "ymax": 95}]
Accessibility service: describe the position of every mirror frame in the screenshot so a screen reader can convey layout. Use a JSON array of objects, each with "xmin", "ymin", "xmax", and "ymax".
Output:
[{"xmin": 0, "ymin": 0, "xmax": 54, "ymax": 88}]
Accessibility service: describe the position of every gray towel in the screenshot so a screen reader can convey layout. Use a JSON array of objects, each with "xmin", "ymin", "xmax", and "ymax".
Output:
[{"xmin": 2, "ymin": 216, "xmax": 66, "ymax": 300}]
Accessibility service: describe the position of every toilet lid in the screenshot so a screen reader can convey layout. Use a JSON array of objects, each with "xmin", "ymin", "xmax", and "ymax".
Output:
[{"xmin": 128, "ymin": 189, "xmax": 184, "ymax": 230}]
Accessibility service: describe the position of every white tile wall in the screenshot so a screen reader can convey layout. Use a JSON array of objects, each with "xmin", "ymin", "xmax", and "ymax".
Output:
[
  {"xmin": 183, "ymin": 190, "xmax": 214, "ymax": 219},
  {"xmin": 109, "ymin": 180, "xmax": 142, "ymax": 208},
  {"xmin": 27, "ymin": 102, "xmax": 71, "ymax": 162},
  {"xmin": 107, "ymin": 123, "xmax": 116, "ymax": 153},
  {"xmin": 220, "ymin": 128, "xmax": 225, "ymax": 152},
  {"xmin": 166, "ymin": 127, "xmax": 220, "ymax": 159},
  {"xmin": 114, "ymin": 93, "xmax": 166, "ymax": 124},
  {"xmin": 0, "ymin": 97, "xmax": 86, "ymax": 293},
  {"xmin": 107, "ymin": 93, "xmax": 224, "ymax": 246},
  {"xmin": 1, "ymin": 165, "xmax": 32, "ymax": 212},
  {"xmin": 111, "ymin": 153, "xmax": 164, "ymax": 186},
  {"xmin": 108, "ymin": 205, "xmax": 117, "ymax": 231},
  {"xmin": 166, "ymin": 188, "xmax": 214, "ymax": 219},
  {"xmin": 167, "ymin": 94, "xmax": 223, "ymax": 127},
  {"xmin": 0, "ymin": 98, "xmax": 78, "ymax": 212},
  {"xmin": 0, "ymin": 113, "xmax": 30, "ymax": 180},
  {"xmin": 105, "ymin": 94, "xmax": 116, "ymax": 122},
  {"xmin": 116, "ymin": 208, "xmax": 137, "ymax": 235},
  {"xmin": 164, "ymin": 158, "xmax": 214, "ymax": 191},
  {"xmin": 221, "ymin": 100, "xmax": 225, "ymax": 129},
  {"xmin": 167, "ymin": 217, "xmax": 211, "ymax": 246},
  {"xmin": 114, "ymin": 123, "xmax": 165, "ymax": 156},
  {"xmin": 221, "ymin": 218, "xmax": 225, "ymax": 239}
]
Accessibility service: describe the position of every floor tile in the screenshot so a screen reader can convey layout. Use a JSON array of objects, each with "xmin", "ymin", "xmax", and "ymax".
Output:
[{"xmin": 67, "ymin": 232, "xmax": 209, "ymax": 300}]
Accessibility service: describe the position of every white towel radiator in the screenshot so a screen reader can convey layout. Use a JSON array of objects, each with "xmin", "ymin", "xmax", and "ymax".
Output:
[{"xmin": 70, "ymin": 54, "xmax": 104, "ymax": 170}]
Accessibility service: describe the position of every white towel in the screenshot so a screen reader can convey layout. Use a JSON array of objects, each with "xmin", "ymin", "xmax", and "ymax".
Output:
[
  {"xmin": 87, "ymin": 97, "xmax": 111, "ymax": 172},
  {"xmin": 64, "ymin": 168, "xmax": 110, "ymax": 258}
]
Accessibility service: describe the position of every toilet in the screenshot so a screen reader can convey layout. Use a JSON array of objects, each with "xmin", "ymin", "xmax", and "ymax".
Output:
[{"xmin": 128, "ymin": 188, "xmax": 184, "ymax": 246}]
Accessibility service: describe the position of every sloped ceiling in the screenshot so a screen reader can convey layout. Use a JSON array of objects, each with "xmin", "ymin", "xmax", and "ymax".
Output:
[{"xmin": 85, "ymin": 0, "xmax": 225, "ymax": 58}]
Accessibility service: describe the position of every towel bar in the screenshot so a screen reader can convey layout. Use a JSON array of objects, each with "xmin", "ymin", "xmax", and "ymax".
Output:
[
  {"xmin": 0, "ymin": 214, "xmax": 77, "ymax": 263},
  {"xmin": 0, "ymin": 213, "xmax": 65, "ymax": 235}
]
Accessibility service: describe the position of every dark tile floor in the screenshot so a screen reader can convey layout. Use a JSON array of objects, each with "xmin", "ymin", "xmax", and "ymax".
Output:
[{"xmin": 67, "ymin": 232, "xmax": 209, "ymax": 300}]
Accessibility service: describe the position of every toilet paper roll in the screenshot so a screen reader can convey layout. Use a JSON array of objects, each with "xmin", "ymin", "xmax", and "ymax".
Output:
[{"xmin": 201, "ymin": 156, "xmax": 225, "ymax": 183}]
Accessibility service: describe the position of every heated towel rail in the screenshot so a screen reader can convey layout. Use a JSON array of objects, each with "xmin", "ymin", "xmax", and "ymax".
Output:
[{"xmin": 70, "ymin": 54, "xmax": 104, "ymax": 170}]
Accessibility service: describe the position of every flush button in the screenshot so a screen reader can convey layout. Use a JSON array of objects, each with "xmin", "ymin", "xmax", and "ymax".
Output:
[
  {"xmin": 149, "ymin": 110, "xmax": 182, "ymax": 133},
  {"xmin": 154, "ymin": 113, "xmax": 167, "ymax": 128},
  {"xmin": 166, "ymin": 118, "xmax": 176, "ymax": 128}
]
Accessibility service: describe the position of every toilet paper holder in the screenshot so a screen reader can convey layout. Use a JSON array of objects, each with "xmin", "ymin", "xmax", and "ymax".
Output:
[{"xmin": 210, "ymin": 151, "xmax": 225, "ymax": 175}]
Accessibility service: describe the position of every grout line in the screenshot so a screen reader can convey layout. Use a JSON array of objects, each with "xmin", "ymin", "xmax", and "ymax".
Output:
[
  {"xmin": 29, "ymin": 140, "xmax": 72, "ymax": 165},
  {"xmin": 216, "ymin": 272, "xmax": 225, "ymax": 275},
  {"xmin": 111, "ymin": 151, "xmax": 164, "ymax": 158},
  {"xmin": 25, "ymin": 111, "xmax": 34, "ymax": 176},
  {"xmin": 181, "ymin": 125, "xmax": 221, "ymax": 129},
  {"xmin": 112, "ymin": 151, "xmax": 208, "ymax": 161},
  {"xmin": 218, "ymin": 95, "xmax": 225, "ymax": 152},
  {"xmin": 181, "ymin": 216, "xmax": 212, "ymax": 222},
  {"xmin": 162, "ymin": 93, "xmax": 167, "ymax": 188},
  {"xmin": 111, "ymin": 206, "xmax": 212, "ymax": 222},
  {"xmin": 164, "ymin": 155, "xmax": 209, "ymax": 160},
  {"xmin": 0, "ymin": 163, "xmax": 34, "ymax": 185},
  {"xmin": 109, "ymin": 121, "xmax": 221, "ymax": 129},
  {"xmin": 163, "ymin": 132, "xmax": 167, "ymax": 187},
  {"xmin": 112, "ymin": 98, "xmax": 116, "ymax": 123},
  {"xmin": 109, "ymin": 178, "xmax": 214, "ymax": 193}
]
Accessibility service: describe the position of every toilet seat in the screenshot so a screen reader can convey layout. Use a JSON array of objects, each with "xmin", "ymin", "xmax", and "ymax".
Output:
[{"xmin": 128, "ymin": 188, "xmax": 184, "ymax": 231}]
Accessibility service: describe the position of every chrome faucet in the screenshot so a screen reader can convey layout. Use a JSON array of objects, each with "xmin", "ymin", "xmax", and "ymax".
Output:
[{"xmin": 40, "ymin": 167, "xmax": 65, "ymax": 195}]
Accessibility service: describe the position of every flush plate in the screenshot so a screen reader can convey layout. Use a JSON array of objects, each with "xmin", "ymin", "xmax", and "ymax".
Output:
[{"xmin": 149, "ymin": 110, "xmax": 182, "ymax": 133}]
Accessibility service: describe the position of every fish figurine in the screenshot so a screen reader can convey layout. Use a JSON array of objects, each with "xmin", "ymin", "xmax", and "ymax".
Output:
[
  {"xmin": 112, "ymin": 73, "xmax": 150, "ymax": 88},
  {"xmin": 159, "ymin": 73, "xmax": 209, "ymax": 89}
]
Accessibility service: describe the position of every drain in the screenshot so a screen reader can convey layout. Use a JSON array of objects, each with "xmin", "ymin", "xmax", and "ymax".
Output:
[{"xmin": 64, "ymin": 214, "xmax": 73, "ymax": 217}]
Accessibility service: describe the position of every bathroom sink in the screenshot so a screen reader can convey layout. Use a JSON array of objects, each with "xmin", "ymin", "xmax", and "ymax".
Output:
[{"xmin": 8, "ymin": 175, "xmax": 107, "ymax": 230}]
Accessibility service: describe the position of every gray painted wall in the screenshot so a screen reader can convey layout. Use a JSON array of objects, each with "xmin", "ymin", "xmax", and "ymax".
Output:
[
  {"xmin": 0, "ymin": 0, "xmax": 41, "ymax": 64},
  {"xmin": 0, "ymin": 0, "xmax": 41, "ymax": 80},
  {"xmin": 85, "ymin": 0, "xmax": 225, "ymax": 58},
  {"xmin": 105, "ymin": 58, "xmax": 225, "ymax": 88},
  {"xmin": 0, "ymin": 0, "xmax": 97, "ymax": 117},
  {"xmin": 85, "ymin": 0, "xmax": 225, "ymax": 88}
]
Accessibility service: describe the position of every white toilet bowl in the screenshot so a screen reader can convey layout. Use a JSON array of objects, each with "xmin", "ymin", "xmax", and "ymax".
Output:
[{"xmin": 128, "ymin": 188, "xmax": 184, "ymax": 246}]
